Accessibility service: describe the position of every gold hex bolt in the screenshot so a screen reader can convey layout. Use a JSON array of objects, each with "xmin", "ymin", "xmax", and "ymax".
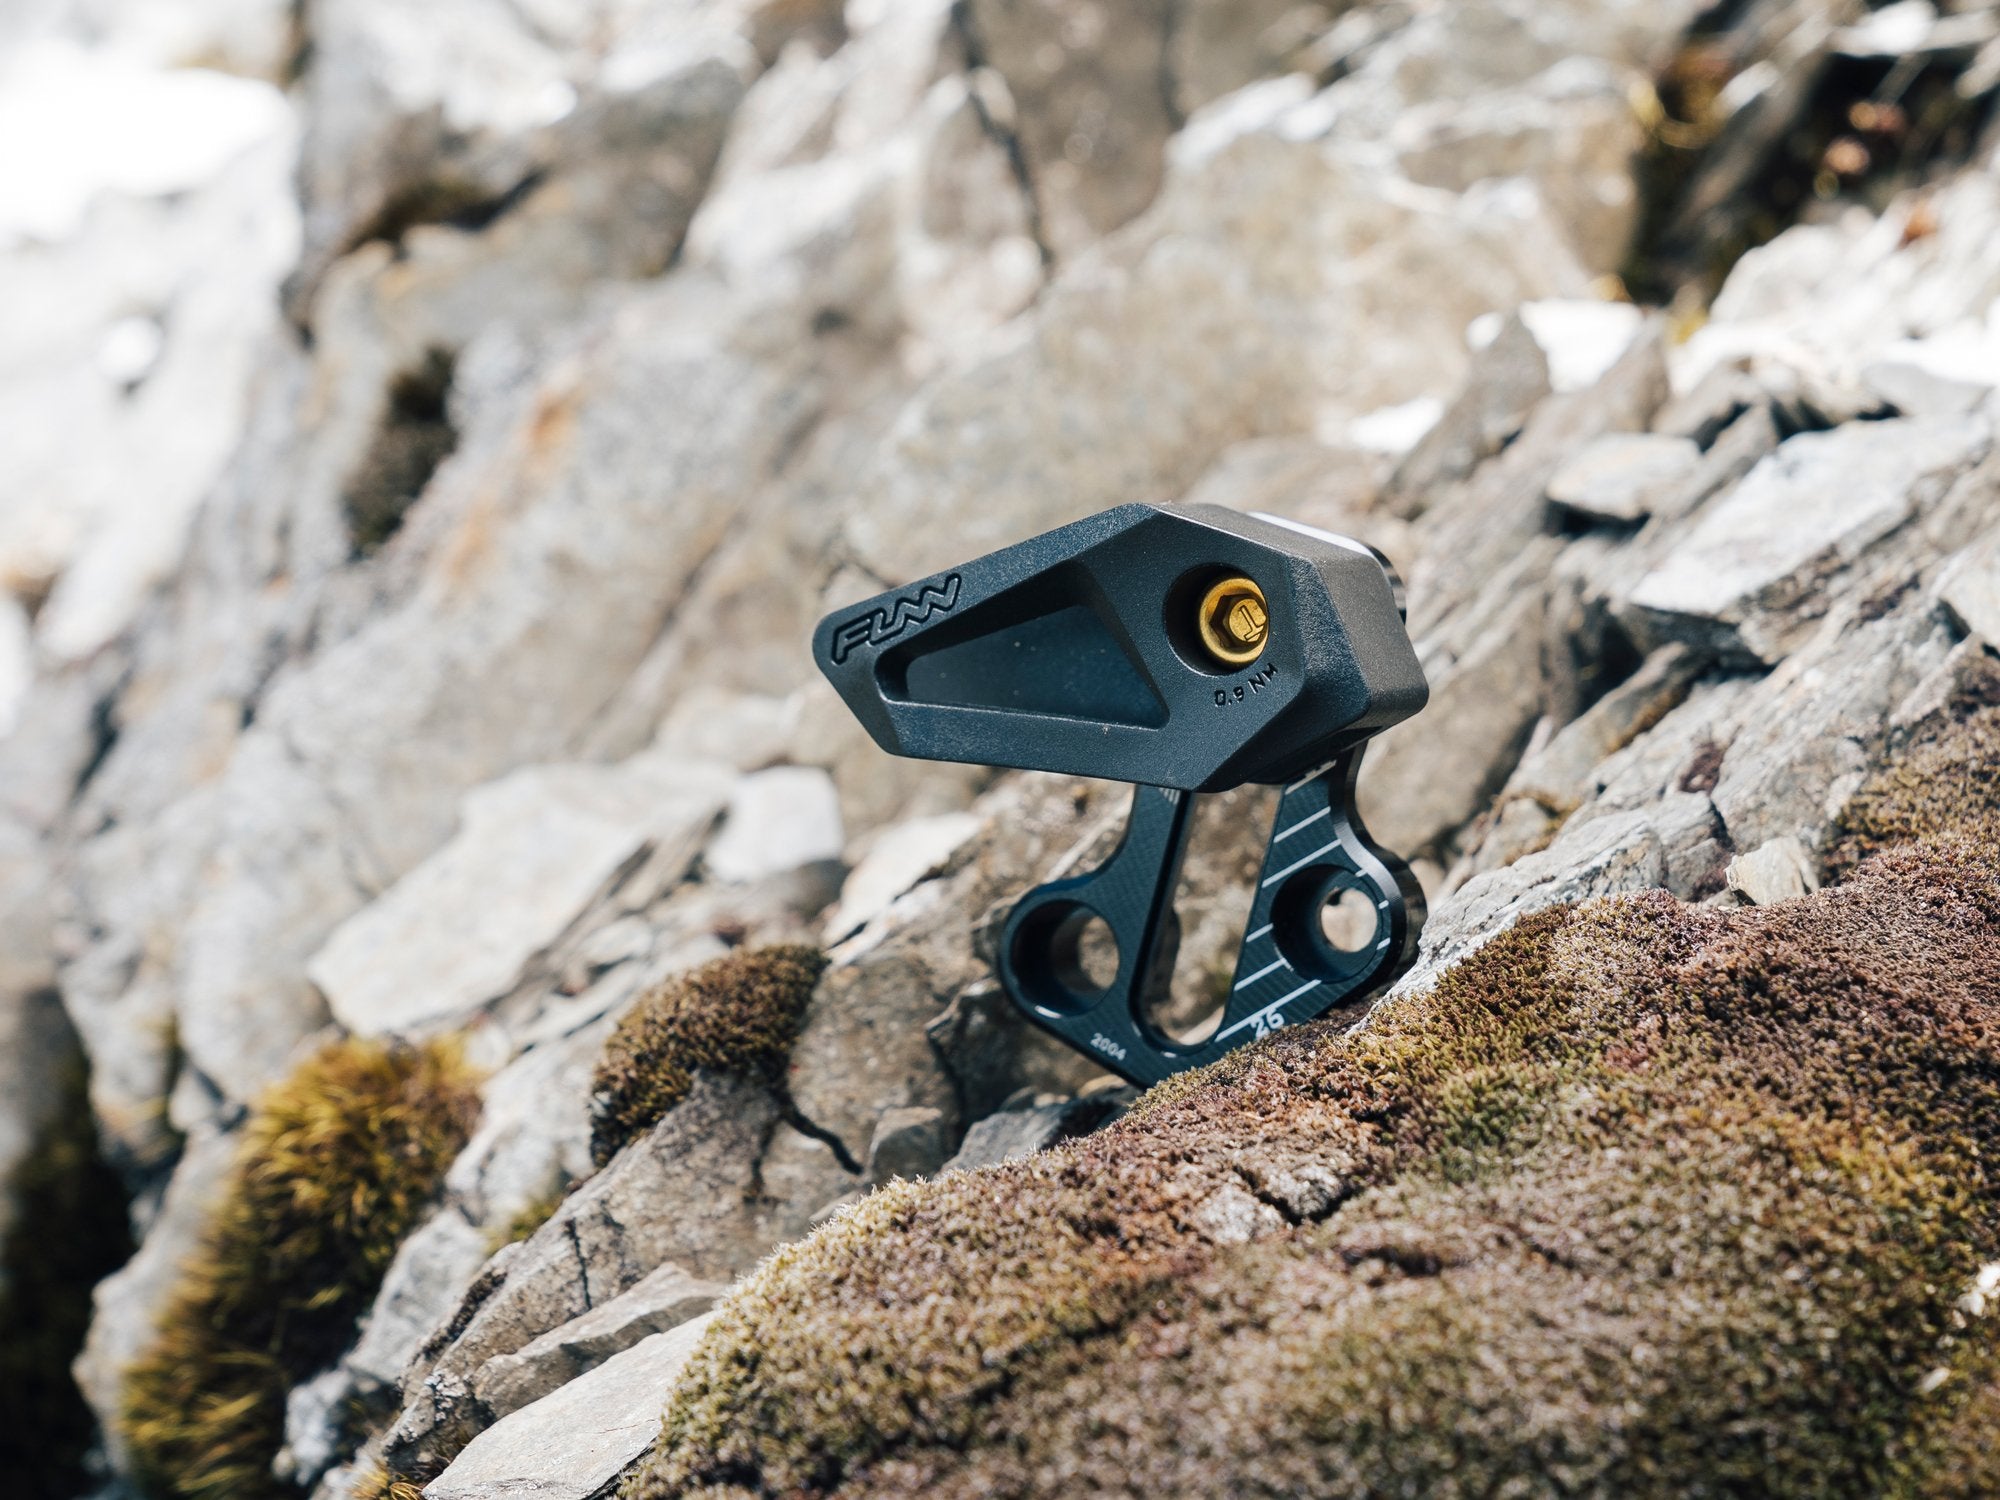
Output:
[{"xmin": 1196, "ymin": 575, "xmax": 1269, "ymax": 667}]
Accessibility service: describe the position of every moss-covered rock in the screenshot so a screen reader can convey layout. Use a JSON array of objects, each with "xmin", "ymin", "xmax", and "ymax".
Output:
[
  {"xmin": 625, "ymin": 710, "xmax": 2000, "ymax": 1500},
  {"xmin": 121, "ymin": 1037, "xmax": 482, "ymax": 1500},
  {"xmin": 590, "ymin": 946, "xmax": 829, "ymax": 1167}
]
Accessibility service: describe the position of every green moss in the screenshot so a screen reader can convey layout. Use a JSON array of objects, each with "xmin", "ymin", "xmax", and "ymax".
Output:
[
  {"xmin": 351, "ymin": 1463, "xmax": 425, "ymax": 1500},
  {"xmin": 0, "ymin": 1033, "xmax": 134, "ymax": 1496},
  {"xmin": 121, "ymin": 1037, "xmax": 481, "ymax": 1500},
  {"xmin": 589, "ymin": 946, "xmax": 829, "ymax": 1167},
  {"xmin": 626, "ymin": 706, "xmax": 2000, "ymax": 1499}
]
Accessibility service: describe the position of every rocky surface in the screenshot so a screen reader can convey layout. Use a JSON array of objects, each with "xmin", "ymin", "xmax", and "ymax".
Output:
[{"xmin": 2, "ymin": 1, "xmax": 2000, "ymax": 1498}]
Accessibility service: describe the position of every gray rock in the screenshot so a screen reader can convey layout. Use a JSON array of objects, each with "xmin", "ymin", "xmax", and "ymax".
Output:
[
  {"xmin": 825, "ymin": 812, "xmax": 981, "ymax": 941},
  {"xmin": 346, "ymin": 1211, "xmax": 495, "ymax": 1393},
  {"xmin": 944, "ymin": 1093, "xmax": 1132, "ymax": 1172},
  {"xmin": 866, "ymin": 1105, "xmax": 950, "ymax": 1184},
  {"xmin": 1396, "ymin": 807, "xmax": 1670, "ymax": 998},
  {"xmin": 441, "ymin": 1020, "xmax": 607, "ymax": 1234},
  {"xmin": 0, "ymin": 985, "xmax": 77, "ymax": 1291},
  {"xmin": 1726, "ymin": 836, "xmax": 1821, "ymax": 906},
  {"xmin": 704, "ymin": 765, "xmax": 845, "ymax": 884},
  {"xmin": 1652, "ymin": 363, "xmax": 1766, "ymax": 448},
  {"xmin": 1936, "ymin": 525, "xmax": 2000, "ymax": 646},
  {"xmin": 472, "ymin": 1260, "xmax": 722, "ymax": 1421},
  {"xmin": 73, "ymin": 1123, "xmax": 240, "ymax": 1460},
  {"xmin": 1626, "ymin": 416, "xmax": 1992, "ymax": 663},
  {"xmin": 1385, "ymin": 312, "xmax": 1550, "ymax": 515},
  {"xmin": 277, "ymin": 1364, "xmax": 355, "ymax": 1488},
  {"xmin": 426, "ymin": 1314, "xmax": 716, "ymax": 1500},
  {"xmin": 382, "ymin": 1074, "xmax": 791, "ymax": 1474},
  {"xmin": 308, "ymin": 760, "xmax": 729, "ymax": 1037},
  {"xmin": 1864, "ymin": 358, "xmax": 1993, "ymax": 417},
  {"xmin": 1546, "ymin": 432, "xmax": 1703, "ymax": 523}
]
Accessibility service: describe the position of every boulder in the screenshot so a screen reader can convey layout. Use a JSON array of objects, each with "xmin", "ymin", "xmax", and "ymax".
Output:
[
  {"xmin": 307, "ymin": 759, "xmax": 729, "ymax": 1037},
  {"xmin": 1546, "ymin": 432, "xmax": 1703, "ymax": 523},
  {"xmin": 1626, "ymin": 416, "xmax": 1992, "ymax": 663},
  {"xmin": 427, "ymin": 1314, "xmax": 717, "ymax": 1500},
  {"xmin": 472, "ymin": 1261, "xmax": 722, "ymax": 1421},
  {"xmin": 705, "ymin": 766, "xmax": 844, "ymax": 884}
]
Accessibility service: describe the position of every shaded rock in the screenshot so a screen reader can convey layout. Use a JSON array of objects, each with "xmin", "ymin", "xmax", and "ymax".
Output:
[
  {"xmin": 1384, "ymin": 312, "xmax": 1550, "ymax": 515},
  {"xmin": 705, "ymin": 766, "xmax": 844, "ymax": 884},
  {"xmin": 1864, "ymin": 357, "xmax": 1993, "ymax": 417},
  {"xmin": 309, "ymin": 760, "xmax": 730, "ymax": 1037},
  {"xmin": 346, "ymin": 1210, "xmax": 494, "ymax": 1394},
  {"xmin": 866, "ymin": 1106, "xmax": 950, "ymax": 1184},
  {"xmin": 1502, "ymin": 645, "xmax": 1707, "ymax": 814},
  {"xmin": 428, "ymin": 1314, "xmax": 716, "ymax": 1500},
  {"xmin": 0, "ymin": 985, "xmax": 73, "ymax": 1267},
  {"xmin": 382, "ymin": 1074, "xmax": 790, "ymax": 1475},
  {"xmin": 1625, "ymin": 415, "xmax": 1991, "ymax": 663},
  {"xmin": 1936, "ymin": 525, "xmax": 2000, "ymax": 646},
  {"xmin": 1362, "ymin": 568, "xmax": 1552, "ymax": 858},
  {"xmin": 842, "ymin": 117, "xmax": 1585, "ymax": 587},
  {"xmin": 1546, "ymin": 432, "xmax": 1702, "ymax": 523},
  {"xmin": 72, "ymin": 1124, "xmax": 237, "ymax": 1455},
  {"xmin": 472, "ymin": 1261, "xmax": 722, "ymax": 1422},
  {"xmin": 1651, "ymin": 361, "xmax": 1765, "ymax": 448},
  {"xmin": 943, "ymin": 1092, "xmax": 1132, "ymax": 1172},
  {"xmin": 277, "ymin": 1365, "xmax": 353, "ymax": 1488},
  {"xmin": 1726, "ymin": 835, "xmax": 1821, "ymax": 905}
]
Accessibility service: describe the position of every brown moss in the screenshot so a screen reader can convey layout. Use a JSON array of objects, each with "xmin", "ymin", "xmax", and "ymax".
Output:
[
  {"xmin": 342, "ymin": 348, "xmax": 458, "ymax": 556},
  {"xmin": 626, "ymin": 709, "xmax": 2000, "ymax": 1499},
  {"xmin": 1832, "ymin": 703, "xmax": 2000, "ymax": 875},
  {"xmin": 351, "ymin": 1463, "xmax": 425, "ymax": 1500},
  {"xmin": 589, "ymin": 946, "xmax": 829, "ymax": 1167},
  {"xmin": 121, "ymin": 1038, "xmax": 481, "ymax": 1500}
]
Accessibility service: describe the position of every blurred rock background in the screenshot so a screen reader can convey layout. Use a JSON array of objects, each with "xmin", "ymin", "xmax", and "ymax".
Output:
[{"xmin": 1, "ymin": 1, "xmax": 1998, "ymax": 1496}]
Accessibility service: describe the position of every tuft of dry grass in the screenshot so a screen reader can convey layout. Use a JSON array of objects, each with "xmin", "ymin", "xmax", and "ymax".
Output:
[
  {"xmin": 121, "ymin": 1037, "xmax": 481, "ymax": 1500},
  {"xmin": 625, "ymin": 702, "xmax": 2000, "ymax": 1500},
  {"xmin": 589, "ymin": 946, "xmax": 829, "ymax": 1168}
]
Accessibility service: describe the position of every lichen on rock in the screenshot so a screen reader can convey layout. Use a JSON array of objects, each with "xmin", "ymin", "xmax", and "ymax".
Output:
[
  {"xmin": 120, "ymin": 1037, "xmax": 481, "ymax": 1500},
  {"xmin": 625, "ymin": 709, "xmax": 2000, "ymax": 1499},
  {"xmin": 589, "ymin": 945, "xmax": 830, "ymax": 1168}
]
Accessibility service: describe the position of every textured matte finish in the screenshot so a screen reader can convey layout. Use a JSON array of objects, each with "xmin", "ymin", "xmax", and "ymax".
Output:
[
  {"xmin": 813, "ymin": 503, "xmax": 1428, "ymax": 793},
  {"xmin": 815, "ymin": 504, "xmax": 1430, "ymax": 1086}
]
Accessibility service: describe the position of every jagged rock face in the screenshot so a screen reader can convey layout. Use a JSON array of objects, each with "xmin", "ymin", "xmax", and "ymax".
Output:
[{"xmin": 2, "ymin": 1, "xmax": 2000, "ymax": 1497}]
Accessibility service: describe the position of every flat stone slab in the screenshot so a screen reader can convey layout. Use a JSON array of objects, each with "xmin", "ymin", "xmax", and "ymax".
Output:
[
  {"xmin": 309, "ymin": 759, "xmax": 728, "ymax": 1035},
  {"xmin": 1626, "ymin": 415, "xmax": 1990, "ymax": 661},
  {"xmin": 1937, "ymin": 525, "xmax": 2000, "ymax": 648},
  {"xmin": 473, "ymin": 1261, "xmax": 722, "ymax": 1420},
  {"xmin": 1546, "ymin": 432, "xmax": 1700, "ymax": 522},
  {"xmin": 427, "ymin": 1314, "xmax": 716, "ymax": 1500}
]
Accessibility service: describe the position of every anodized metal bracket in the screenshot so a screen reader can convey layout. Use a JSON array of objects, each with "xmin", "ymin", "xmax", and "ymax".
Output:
[{"xmin": 813, "ymin": 503, "xmax": 1429, "ymax": 1086}]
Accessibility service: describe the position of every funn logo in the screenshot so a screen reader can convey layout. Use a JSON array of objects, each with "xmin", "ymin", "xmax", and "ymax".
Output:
[{"xmin": 829, "ymin": 573, "xmax": 964, "ymax": 664}]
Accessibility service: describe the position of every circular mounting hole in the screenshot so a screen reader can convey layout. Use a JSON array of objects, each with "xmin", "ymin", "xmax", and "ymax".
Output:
[
  {"xmin": 1271, "ymin": 865, "xmax": 1385, "ymax": 981},
  {"xmin": 1065, "ymin": 912, "xmax": 1122, "ymax": 992},
  {"xmin": 1196, "ymin": 575, "xmax": 1269, "ymax": 667},
  {"xmin": 1009, "ymin": 900, "xmax": 1122, "ymax": 1015},
  {"xmin": 1320, "ymin": 887, "xmax": 1379, "ymax": 953}
]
